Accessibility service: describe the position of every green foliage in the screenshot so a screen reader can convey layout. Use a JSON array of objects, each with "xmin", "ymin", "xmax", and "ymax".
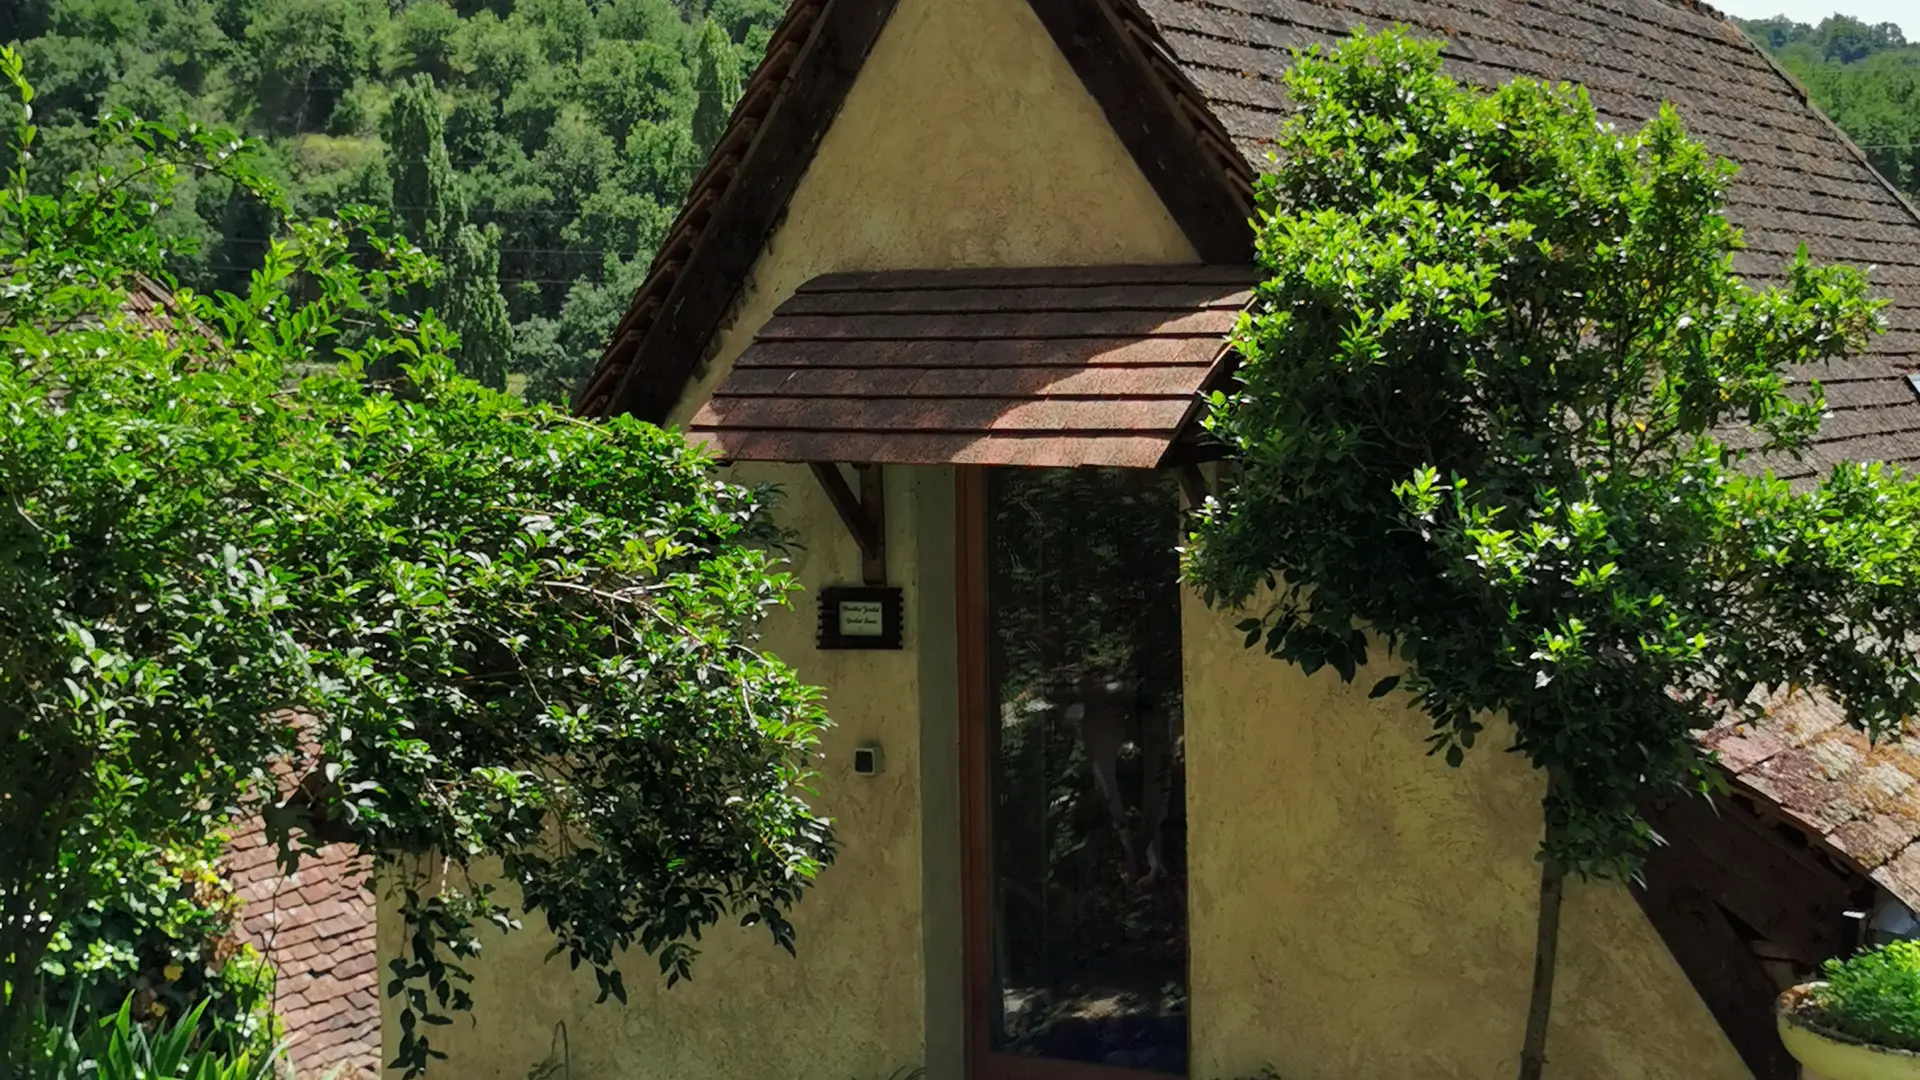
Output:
[
  {"xmin": 39, "ymin": 832, "xmax": 277, "ymax": 1059},
  {"xmin": 1810, "ymin": 941, "xmax": 1920, "ymax": 1050},
  {"xmin": 1738, "ymin": 15, "xmax": 1920, "ymax": 200},
  {"xmin": 235, "ymin": 0, "xmax": 382, "ymax": 136},
  {"xmin": 27, "ymin": 996, "xmax": 285, "ymax": 1080},
  {"xmin": 577, "ymin": 38, "xmax": 691, "ymax": 140},
  {"xmin": 385, "ymin": 72, "xmax": 463, "ymax": 260},
  {"xmin": 5, "ymin": 0, "xmax": 791, "ymax": 400},
  {"xmin": 691, "ymin": 19, "xmax": 740, "ymax": 156},
  {"xmin": 1186, "ymin": 30, "xmax": 1914, "ymax": 879},
  {"xmin": 444, "ymin": 222, "xmax": 513, "ymax": 388},
  {"xmin": 512, "ymin": 254, "xmax": 652, "ymax": 405},
  {"xmin": 703, "ymin": 0, "xmax": 785, "ymax": 55},
  {"xmin": 383, "ymin": 72, "xmax": 515, "ymax": 387},
  {"xmin": 0, "ymin": 47, "xmax": 834, "ymax": 1075},
  {"xmin": 394, "ymin": 0, "xmax": 463, "ymax": 83}
]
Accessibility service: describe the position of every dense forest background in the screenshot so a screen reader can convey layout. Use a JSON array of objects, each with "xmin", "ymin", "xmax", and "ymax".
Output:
[
  {"xmin": 1737, "ymin": 13, "xmax": 1919, "ymax": 205},
  {"xmin": 0, "ymin": 4, "xmax": 1914, "ymax": 405},
  {"xmin": 1, "ymin": 0, "xmax": 783, "ymax": 401}
]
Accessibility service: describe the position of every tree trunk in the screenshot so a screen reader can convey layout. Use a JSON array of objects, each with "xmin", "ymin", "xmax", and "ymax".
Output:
[{"xmin": 1518, "ymin": 859, "xmax": 1566, "ymax": 1080}]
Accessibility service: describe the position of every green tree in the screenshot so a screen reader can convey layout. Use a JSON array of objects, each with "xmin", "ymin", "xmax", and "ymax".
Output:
[
  {"xmin": 4, "ymin": 0, "xmax": 761, "ymax": 402},
  {"xmin": 384, "ymin": 71, "xmax": 464, "ymax": 261},
  {"xmin": 576, "ymin": 38, "xmax": 692, "ymax": 140},
  {"xmin": 520, "ymin": 0, "xmax": 594, "ymax": 64},
  {"xmin": 691, "ymin": 19, "xmax": 740, "ymax": 155},
  {"xmin": 12, "ymin": 33, "xmax": 118, "ymax": 124},
  {"xmin": 598, "ymin": 0, "xmax": 683, "ymax": 45},
  {"xmin": 1185, "ymin": 30, "xmax": 1914, "ymax": 1079},
  {"xmin": 0, "ymin": 48, "xmax": 834, "ymax": 1073},
  {"xmin": 443, "ymin": 221, "xmax": 513, "ymax": 388},
  {"xmin": 513, "ymin": 253, "xmax": 651, "ymax": 405},
  {"xmin": 44, "ymin": 0, "xmax": 151, "ymax": 47},
  {"xmin": 392, "ymin": 0, "xmax": 464, "ymax": 83},
  {"xmin": 703, "ymin": 0, "xmax": 785, "ymax": 57},
  {"xmin": 235, "ymin": 0, "xmax": 381, "ymax": 134},
  {"xmin": 455, "ymin": 8, "xmax": 538, "ymax": 101},
  {"xmin": 151, "ymin": 0, "xmax": 230, "ymax": 95}
]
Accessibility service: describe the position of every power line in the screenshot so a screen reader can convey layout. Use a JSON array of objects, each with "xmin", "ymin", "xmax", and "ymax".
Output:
[
  {"xmin": 203, "ymin": 236, "xmax": 648, "ymax": 256},
  {"xmin": 181, "ymin": 262, "xmax": 622, "ymax": 287}
]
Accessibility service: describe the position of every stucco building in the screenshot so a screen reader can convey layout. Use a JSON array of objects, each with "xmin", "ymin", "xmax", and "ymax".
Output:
[{"xmin": 387, "ymin": 0, "xmax": 1920, "ymax": 1077}]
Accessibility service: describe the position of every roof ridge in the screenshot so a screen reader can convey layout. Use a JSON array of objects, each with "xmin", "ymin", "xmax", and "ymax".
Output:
[
  {"xmin": 1643, "ymin": 0, "xmax": 1732, "ymax": 24},
  {"xmin": 1606, "ymin": 0, "xmax": 1920, "ymax": 246},
  {"xmin": 1727, "ymin": 17, "xmax": 1920, "ymax": 243}
]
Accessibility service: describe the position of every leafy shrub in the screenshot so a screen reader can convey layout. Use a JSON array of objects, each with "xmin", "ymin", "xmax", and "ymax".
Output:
[
  {"xmin": 29, "ymin": 995, "xmax": 285, "ymax": 1080},
  {"xmin": 2, "ymin": 41, "xmax": 833, "ymax": 1078},
  {"xmin": 1809, "ymin": 941, "xmax": 1920, "ymax": 1050},
  {"xmin": 39, "ymin": 832, "xmax": 278, "ymax": 1059}
]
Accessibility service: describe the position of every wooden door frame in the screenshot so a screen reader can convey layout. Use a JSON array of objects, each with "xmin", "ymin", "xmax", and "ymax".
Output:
[{"xmin": 954, "ymin": 466, "xmax": 1186, "ymax": 1080}]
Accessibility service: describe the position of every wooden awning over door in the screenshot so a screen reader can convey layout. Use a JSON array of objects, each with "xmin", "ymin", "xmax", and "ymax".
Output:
[{"xmin": 688, "ymin": 264, "xmax": 1256, "ymax": 468}]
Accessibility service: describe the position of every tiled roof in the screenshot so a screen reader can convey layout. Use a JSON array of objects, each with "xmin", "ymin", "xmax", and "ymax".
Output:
[
  {"xmin": 690, "ymin": 265, "xmax": 1253, "ymax": 467},
  {"xmin": 224, "ymin": 822, "xmax": 379, "ymax": 1080},
  {"xmin": 1705, "ymin": 695, "xmax": 1920, "ymax": 909},
  {"xmin": 119, "ymin": 274, "xmax": 218, "ymax": 343},
  {"xmin": 1124, "ymin": 0, "xmax": 1920, "ymax": 478}
]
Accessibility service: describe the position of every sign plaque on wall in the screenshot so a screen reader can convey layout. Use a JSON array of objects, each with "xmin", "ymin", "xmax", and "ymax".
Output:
[{"xmin": 817, "ymin": 586, "xmax": 904, "ymax": 650}]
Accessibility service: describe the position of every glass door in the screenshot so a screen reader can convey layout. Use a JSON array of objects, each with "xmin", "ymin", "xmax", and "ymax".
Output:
[{"xmin": 959, "ymin": 467, "xmax": 1189, "ymax": 1080}]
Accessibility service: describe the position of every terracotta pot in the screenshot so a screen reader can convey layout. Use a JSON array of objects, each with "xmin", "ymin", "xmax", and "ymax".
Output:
[{"xmin": 1778, "ymin": 984, "xmax": 1920, "ymax": 1080}]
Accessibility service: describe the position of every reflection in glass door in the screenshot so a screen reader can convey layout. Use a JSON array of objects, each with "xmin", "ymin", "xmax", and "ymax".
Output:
[{"xmin": 976, "ymin": 467, "xmax": 1188, "ymax": 1076}]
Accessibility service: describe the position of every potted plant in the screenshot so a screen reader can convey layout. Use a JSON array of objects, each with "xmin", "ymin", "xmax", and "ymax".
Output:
[{"xmin": 1778, "ymin": 941, "xmax": 1920, "ymax": 1079}]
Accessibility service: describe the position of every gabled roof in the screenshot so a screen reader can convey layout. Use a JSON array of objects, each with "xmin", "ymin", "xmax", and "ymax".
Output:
[
  {"xmin": 689, "ymin": 265, "xmax": 1253, "ymax": 467},
  {"xmin": 1135, "ymin": 0, "xmax": 1920, "ymax": 480},
  {"xmin": 576, "ymin": 0, "xmax": 1920, "ymax": 466},
  {"xmin": 573, "ymin": 0, "xmax": 1255, "ymax": 422}
]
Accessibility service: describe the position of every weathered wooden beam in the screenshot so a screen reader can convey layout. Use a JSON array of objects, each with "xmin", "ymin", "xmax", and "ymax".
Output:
[
  {"xmin": 1177, "ymin": 463, "xmax": 1207, "ymax": 510},
  {"xmin": 1632, "ymin": 875, "xmax": 1799, "ymax": 1080},
  {"xmin": 857, "ymin": 462, "xmax": 886, "ymax": 585},
  {"xmin": 809, "ymin": 462, "xmax": 887, "ymax": 585},
  {"xmin": 1643, "ymin": 794, "xmax": 1858, "ymax": 965}
]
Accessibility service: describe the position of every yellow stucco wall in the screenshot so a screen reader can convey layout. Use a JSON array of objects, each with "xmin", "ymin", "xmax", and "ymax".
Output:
[
  {"xmin": 1182, "ymin": 594, "xmax": 1755, "ymax": 1080},
  {"xmin": 379, "ymin": 0, "xmax": 1194, "ymax": 1074}
]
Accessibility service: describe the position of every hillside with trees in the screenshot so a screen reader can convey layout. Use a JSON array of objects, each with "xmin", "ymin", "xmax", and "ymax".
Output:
[
  {"xmin": 0, "ymin": 0, "xmax": 781, "ymax": 401},
  {"xmin": 1737, "ymin": 13, "xmax": 1920, "ymax": 203}
]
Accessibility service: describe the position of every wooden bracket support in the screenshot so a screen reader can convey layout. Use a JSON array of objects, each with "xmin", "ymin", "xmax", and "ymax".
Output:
[
  {"xmin": 1177, "ymin": 464, "xmax": 1208, "ymax": 511},
  {"xmin": 810, "ymin": 462, "xmax": 887, "ymax": 585}
]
